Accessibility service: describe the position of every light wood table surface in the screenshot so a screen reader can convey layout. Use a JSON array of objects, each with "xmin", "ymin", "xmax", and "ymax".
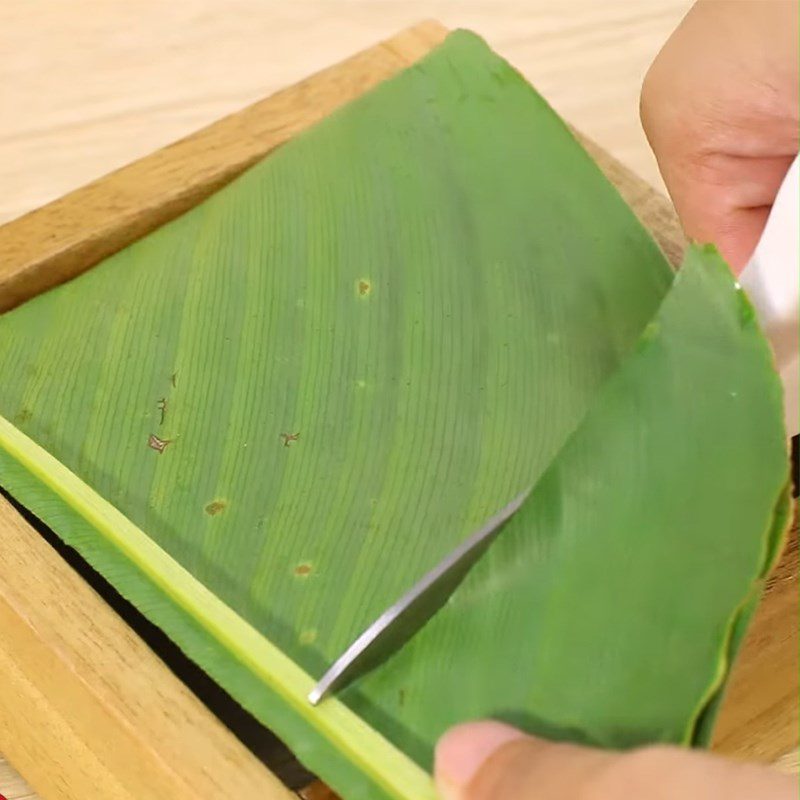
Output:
[
  {"xmin": 0, "ymin": 0, "xmax": 693, "ymax": 228},
  {"xmin": 0, "ymin": 3, "xmax": 704, "ymax": 797}
]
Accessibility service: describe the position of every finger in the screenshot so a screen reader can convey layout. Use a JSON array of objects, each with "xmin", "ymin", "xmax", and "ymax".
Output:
[
  {"xmin": 435, "ymin": 721, "xmax": 614, "ymax": 799},
  {"xmin": 699, "ymin": 205, "xmax": 771, "ymax": 275},
  {"xmin": 434, "ymin": 721, "xmax": 796, "ymax": 800},
  {"xmin": 657, "ymin": 152, "xmax": 794, "ymax": 272}
]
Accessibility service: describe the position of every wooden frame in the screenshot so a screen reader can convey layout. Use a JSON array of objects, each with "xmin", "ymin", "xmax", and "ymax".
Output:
[{"xmin": 0, "ymin": 20, "xmax": 796, "ymax": 800}]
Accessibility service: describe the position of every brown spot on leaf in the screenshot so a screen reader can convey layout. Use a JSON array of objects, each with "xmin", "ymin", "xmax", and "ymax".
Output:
[
  {"xmin": 15, "ymin": 408, "xmax": 32, "ymax": 424},
  {"xmin": 148, "ymin": 434, "xmax": 172, "ymax": 454},
  {"xmin": 171, "ymin": 371, "xmax": 178, "ymax": 388},
  {"xmin": 280, "ymin": 432, "xmax": 300, "ymax": 448},
  {"xmin": 357, "ymin": 279, "xmax": 371, "ymax": 297},
  {"xmin": 157, "ymin": 398, "xmax": 167, "ymax": 425},
  {"xmin": 299, "ymin": 629, "xmax": 317, "ymax": 645},
  {"xmin": 205, "ymin": 500, "xmax": 227, "ymax": 516},
  {"xmin": 294, "ymin": 562, "xmax": 313, "ymax": 577}
]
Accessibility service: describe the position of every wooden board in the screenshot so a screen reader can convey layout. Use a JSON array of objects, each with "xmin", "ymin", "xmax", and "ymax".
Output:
[
  {"xmin": 0, "ymin": 493, "xmax": 293, "ymax": 800},
  {"xmin": 0, "ymin": 19, "xmax": 796, "ymax": 800}
]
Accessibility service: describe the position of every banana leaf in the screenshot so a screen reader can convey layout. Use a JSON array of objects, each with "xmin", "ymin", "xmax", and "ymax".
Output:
[{"xmin": 0, "ymin": 30, "xmax": 789, "ymax": 800}]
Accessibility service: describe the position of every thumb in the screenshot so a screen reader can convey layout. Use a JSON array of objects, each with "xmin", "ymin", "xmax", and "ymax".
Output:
[
  {"xmin": 434, "ymin": 721, "xmax": 613, "ymax": 800},
  {"xmin": 434, "ymin": 721, "xmax": 796, "ymax": 800}
]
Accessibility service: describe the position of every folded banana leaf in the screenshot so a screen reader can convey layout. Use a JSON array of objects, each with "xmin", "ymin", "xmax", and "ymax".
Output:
[{"xmin": 0, "ymin": 30, "xmax": 789, "ymax": 800}]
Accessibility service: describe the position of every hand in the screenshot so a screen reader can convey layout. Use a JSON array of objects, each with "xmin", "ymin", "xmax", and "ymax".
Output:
[
  {"xmin": 434, "ymin": 721, "xmax": 795, "ymax": 799},
  {"xmin": 640, "ymin": 0, "xmax": 798, "ymax": 272}
]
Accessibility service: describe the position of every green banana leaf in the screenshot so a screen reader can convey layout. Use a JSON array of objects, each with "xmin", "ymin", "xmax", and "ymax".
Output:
[{"xmin": 0, "ymin": 30, "xmax": 789, "ymax": 800}]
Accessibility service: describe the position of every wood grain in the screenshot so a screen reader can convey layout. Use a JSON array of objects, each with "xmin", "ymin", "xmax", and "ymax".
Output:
[
  {"xmin": 0, "ymin": 496, "xmax": 293, "ymax": 800},
  {"xmin": 0, "ymin": 13, "xmax": 796, "ymax": 800}
]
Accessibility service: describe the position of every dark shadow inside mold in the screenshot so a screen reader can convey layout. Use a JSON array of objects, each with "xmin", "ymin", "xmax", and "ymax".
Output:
[{"xmin": 0, "ymin": 487, "xmax": 316, "ymax": 794}]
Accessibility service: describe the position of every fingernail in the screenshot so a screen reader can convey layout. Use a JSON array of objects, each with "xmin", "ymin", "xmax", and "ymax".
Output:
[{"xmin": 434, "ymin": 721, "xmax": 526, "ymax": 799}]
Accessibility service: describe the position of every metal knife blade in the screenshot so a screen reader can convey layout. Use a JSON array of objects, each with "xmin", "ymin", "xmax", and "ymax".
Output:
[{"xmin": 308, "ymin": 486, "xmax": 532, "ymax": 705}]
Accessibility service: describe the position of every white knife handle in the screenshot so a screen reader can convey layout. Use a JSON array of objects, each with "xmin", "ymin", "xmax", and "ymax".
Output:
[{"xmin": 738, "ymin": 155, "xmax": 799, "ymax": 437}]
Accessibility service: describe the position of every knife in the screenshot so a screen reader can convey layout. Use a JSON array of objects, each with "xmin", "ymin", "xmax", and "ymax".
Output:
[
  {"xmin": 738, "ymin": 154, "xmax": 798, "ymax": 438},
  {"xmin": 308, "ymin": 486, "xmax": 532, "ymax": 705}
]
